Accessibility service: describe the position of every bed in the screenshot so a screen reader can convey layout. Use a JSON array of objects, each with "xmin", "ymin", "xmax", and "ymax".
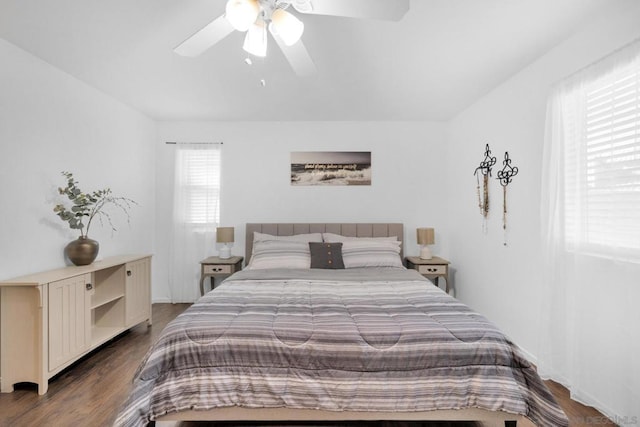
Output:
[{"xmin": 115, "ymin": 223, "xmax": 567, "ymax": 427}]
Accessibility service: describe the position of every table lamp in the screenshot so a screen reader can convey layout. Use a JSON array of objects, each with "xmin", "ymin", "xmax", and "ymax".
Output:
[
  {"xmin": 417, "ymin": 227, "xmax": 435, "ymax": 260},
  {"xmin": 216, "ymin": 227, "xmax": 234, "ymax": 259}
]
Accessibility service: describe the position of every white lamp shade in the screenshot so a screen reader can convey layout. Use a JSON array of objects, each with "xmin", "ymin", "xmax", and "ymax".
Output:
[
  {"xmin": 243, "ymin": 20, "xmax": 267, "ymax": 57},
  {"xmin": 269, "ymin": 9, "xmax": 304, "ymax": 46},
  {"xmin": 416, "ymin": 228, "xmax": 435, "ymax": 245},
  {"xmin": 225, "ymin": 0, "xmax": 260, "ymax": 32},
  {"xmin": 216, "ymin": 227, "xmax": 235, "ymax": 243}
]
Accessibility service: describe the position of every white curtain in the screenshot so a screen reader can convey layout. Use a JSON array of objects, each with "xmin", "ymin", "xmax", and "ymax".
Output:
[
  {"xmin": 540, "ymin": 39, "xmax": 640, "ymax": 422},
  {"xmin": 168, "ymin": 143, "xmax": 221, "ymax": 303}
]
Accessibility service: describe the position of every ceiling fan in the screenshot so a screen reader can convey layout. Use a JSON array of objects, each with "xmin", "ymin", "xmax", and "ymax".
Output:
[{"xmin": 174, "ymin": 0, "xmax": 410, "ymax": 76}]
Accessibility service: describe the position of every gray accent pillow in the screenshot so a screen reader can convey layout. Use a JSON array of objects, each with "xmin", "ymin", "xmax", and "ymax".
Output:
[{"xmin": 309, "ymin": 242, "xmax": 345, "ymax": 269}]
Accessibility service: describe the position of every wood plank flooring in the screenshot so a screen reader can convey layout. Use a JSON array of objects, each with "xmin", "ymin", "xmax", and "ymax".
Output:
[{"xmin": 0, "ymin": 304, "xmax": 615, "ymax": 427}]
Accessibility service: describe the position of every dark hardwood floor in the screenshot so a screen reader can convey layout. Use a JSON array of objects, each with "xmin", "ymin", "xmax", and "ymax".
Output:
[{"xmin": 0, "ymin": 304, "xmax": 615, "ymax": 427}]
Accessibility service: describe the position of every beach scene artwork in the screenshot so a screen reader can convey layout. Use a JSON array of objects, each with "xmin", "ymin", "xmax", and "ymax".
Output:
[{"xmin": 291, "ymin": 151, "xmax": 372, "ymax": 186}]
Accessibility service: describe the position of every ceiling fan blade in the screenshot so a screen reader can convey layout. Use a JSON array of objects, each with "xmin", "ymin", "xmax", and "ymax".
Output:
[
  {"xmin": 174, "ymin": 15, "xmax": 235, "ymax": 57},
  {"xmin": 271, "ymin": 31, "xmax": 316, "ymax": 76},
  {"xmin": 292, "ymin": 0, "xmax": 410, "ymax": 21}
]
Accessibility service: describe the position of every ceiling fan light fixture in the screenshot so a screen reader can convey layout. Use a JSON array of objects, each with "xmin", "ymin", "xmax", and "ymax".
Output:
[
  {"xmin": 269, "ymin": 8, "xmax": 304, "ymax": 46},
  {"xmin": 225, "ymin": 0, "xmax": 260, "ymax": 32},
  {"xmin": 243, "ymin": 20, "xmax": 268, "ymax": 57}
]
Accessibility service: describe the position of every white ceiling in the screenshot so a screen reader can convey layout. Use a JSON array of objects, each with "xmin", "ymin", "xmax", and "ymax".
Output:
[{"xmin": 0, "ymin": 0, "xmax": 621, "ymax": 121}]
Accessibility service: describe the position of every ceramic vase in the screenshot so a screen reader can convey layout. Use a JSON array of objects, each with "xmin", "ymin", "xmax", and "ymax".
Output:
[{"xmin": 65, "ymin": 236, "xmax": 99, "ymax": 266}]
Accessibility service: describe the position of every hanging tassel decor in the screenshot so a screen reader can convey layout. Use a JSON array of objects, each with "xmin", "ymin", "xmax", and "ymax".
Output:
[
  {"xmin": 496, "ymin": 151, "xmax": 519, "ymax": 245},
  {"xmin": 473, "ymin": 144, "xmax": 496, "ymax": 232}
]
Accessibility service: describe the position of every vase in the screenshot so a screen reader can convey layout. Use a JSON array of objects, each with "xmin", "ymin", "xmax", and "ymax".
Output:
[{"xmin": 65, "ymin": 236, "xmax": 99, "ymax": 266}]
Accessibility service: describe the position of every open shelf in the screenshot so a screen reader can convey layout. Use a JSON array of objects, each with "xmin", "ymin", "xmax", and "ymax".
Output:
[
  {"xmin": 92, "ymin": 297, "xmax": 125, "ymax": 345},
  {"xmin": 90, "ymin": 293, "xmax": 124, "ymax": 310},
  {"xmin": 91, "ymin": 325, "xmax": 123, "ymax": 348},
  {"xmin": 92, "ymin": 265, "xmax": 126, "ymax": 309}
]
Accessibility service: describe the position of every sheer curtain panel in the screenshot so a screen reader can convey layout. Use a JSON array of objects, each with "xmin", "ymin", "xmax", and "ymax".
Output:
[
  {"xmin": 541, "ymin": 39, "xmax": 640, "ymax": 423},
  {"xmin": 168, "ymin": 144, "xmax": 221, "ymax": 302}
]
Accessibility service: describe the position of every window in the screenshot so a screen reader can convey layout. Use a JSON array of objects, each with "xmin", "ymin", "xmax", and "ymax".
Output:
[
  {"xmin": 174, "ymin": 145, "xmax": 221, "ymax": 226},
  {"xmin": 560, "ymin": 46, "xmax": 640, "ymax": 258}
]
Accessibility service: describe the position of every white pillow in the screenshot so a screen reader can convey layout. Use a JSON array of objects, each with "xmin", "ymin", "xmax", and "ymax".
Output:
[
  {"xmin": 322, "ymin": 232, "xmax": 399, "ymax": 242},
  {"xmin": 253, "ymin": 231, "xmax": 323, "ymax": 243},
  {"xmin": 246, "ymin": 240, "xmax": 311, "ymax": 270},
  {"xmin": 341, "ymin": 240, "xmax": 403, "ymax": 268}
]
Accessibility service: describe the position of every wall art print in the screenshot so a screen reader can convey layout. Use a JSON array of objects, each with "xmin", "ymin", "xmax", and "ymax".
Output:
[{"xmin": 291, "ymin": 151, "xmax": 371, "ymax": 186}]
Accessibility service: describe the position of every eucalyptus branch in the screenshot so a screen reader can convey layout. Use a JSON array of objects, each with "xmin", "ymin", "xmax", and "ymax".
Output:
[{"xmin": 53, "ymin": 171, "xmax": 137, "ymax": 238}]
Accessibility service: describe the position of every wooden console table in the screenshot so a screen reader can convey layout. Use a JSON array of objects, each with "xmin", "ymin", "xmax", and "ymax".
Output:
[{"xmin": 0, "ymin": 255, "xmax": 152, "ymax": 395}]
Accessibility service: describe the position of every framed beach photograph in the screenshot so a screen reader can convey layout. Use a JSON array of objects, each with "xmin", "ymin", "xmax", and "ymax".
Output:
[{"xmin": 290, "ymin": 151, "xmax": 372, "ymax": 186}]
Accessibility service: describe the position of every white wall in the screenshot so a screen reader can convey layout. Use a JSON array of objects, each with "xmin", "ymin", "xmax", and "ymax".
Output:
[
  {"xmin": 0, "ymin": 39, "xmax": 157, "ymax": 279},
  {"xmin": 446, "ymin": 0, "xmax": 640, "ymax": 420},
  {"xmin": 153, "ymin": 121, "xmax": 448, "ymax": 301}
]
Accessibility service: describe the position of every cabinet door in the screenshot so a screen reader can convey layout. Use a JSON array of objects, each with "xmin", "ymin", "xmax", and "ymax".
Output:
[
  {"xmin": 125, "ymin": 257, "xmax": 151, "ymax": 327},
  {"xmin": 48, "ymin": 274, "xmax": 91, "ymax": 372}
]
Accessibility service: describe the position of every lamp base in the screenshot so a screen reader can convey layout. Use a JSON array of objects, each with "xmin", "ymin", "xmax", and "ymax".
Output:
[
  {"xmin": 419, "ymin": 245, "xmax": 433, "ymax": 260},
  {"xmin": 218, "ymin": 245, "xmax": 231, "ymax": 259}
]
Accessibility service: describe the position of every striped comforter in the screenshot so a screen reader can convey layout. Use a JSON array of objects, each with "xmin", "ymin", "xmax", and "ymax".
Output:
[{"xmin": 115, "ymin": 268, "xmax": 568, "ymax": 427}]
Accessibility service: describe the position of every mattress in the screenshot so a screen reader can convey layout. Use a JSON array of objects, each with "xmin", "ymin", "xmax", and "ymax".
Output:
[{"xmin": 115, "ymin": 268, "xmax": 568, "ymax": 427}]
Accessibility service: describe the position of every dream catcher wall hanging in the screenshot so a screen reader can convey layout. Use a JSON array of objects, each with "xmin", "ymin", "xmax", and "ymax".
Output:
[
  {"xmin": 497, "ymin": 151, "xmax": 519, "ymax": 245},
  {"xmin": 474, "ymin": 144, "xmax": 496, "ymax": 232}
]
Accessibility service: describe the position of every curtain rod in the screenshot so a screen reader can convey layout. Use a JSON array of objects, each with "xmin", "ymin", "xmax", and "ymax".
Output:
[{"xmin": 165, "ymin": 141, "xmax": 223, "ymax": 145}]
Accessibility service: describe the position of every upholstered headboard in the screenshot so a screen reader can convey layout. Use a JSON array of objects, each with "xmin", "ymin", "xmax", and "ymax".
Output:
[{"xmin": 245, "ymin": 223, "xmax": 404, "ymax": 263}]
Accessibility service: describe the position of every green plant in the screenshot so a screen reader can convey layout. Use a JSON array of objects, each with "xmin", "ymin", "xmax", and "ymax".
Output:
[{"xmin": 53, "ymin": 171, "xmax": 136, "ymax": 238}]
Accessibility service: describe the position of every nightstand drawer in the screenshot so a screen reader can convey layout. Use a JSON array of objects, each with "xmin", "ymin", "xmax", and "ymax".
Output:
[
  {"xmin": 203, "ymin": 265, "xmax": 232, "ymax": 275},
  {"xmin": 418, "ymin": 265, "xmax": 447, "ymax": 275}
]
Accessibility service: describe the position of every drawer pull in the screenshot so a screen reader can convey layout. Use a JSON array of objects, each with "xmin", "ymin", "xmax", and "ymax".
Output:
[
  {"xmin": 127, "ymin": 270, "xmax": 132, "ymax": 276},
  {"xmin": 86, "ymin": 283, "xmax": 93, "ymax": 291}
]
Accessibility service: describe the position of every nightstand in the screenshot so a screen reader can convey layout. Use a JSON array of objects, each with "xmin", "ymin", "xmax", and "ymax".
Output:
[
  {"xmin": 405, "ymin": 256, "xmax": 450, "ymax": 293},
  {"xmin": 199, "ymin": 256, "xmax": 244, "ymax": 295}
]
